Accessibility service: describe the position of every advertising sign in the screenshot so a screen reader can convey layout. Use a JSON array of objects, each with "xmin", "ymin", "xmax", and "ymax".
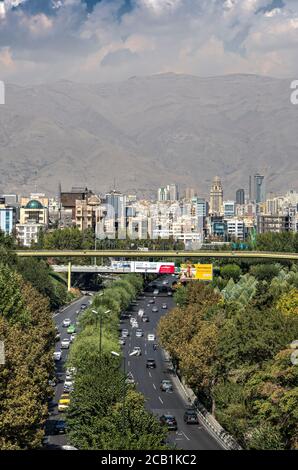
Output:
[
  {"xmin": 132, "ymin": 262, "xmax": 175, "ymax": 274},
  {"xmin": 179, "ymin": 263, "xmax": 213, "ymax": 281}
]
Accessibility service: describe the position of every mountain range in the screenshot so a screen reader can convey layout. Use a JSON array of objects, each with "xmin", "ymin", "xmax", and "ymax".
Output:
[{"xmin": 0, "ymin": 73, "xmax": 297, "ymax": 198}]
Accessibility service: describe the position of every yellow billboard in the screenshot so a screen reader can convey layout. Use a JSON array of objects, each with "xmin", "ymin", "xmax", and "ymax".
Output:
[
  {"xmin": 194, "ymin": 264, "xmax": 213, "ymax": 281},
  {"xmin": 179, "ymin": 263, "xmax": 213, "ymax": 281}
]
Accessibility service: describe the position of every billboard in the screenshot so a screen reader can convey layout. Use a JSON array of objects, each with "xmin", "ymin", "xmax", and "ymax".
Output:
[
  {"xmin": 110, "ymin": 261, "xmax": 175, "ymax": 274},
  {"xmin": 179, "ymin": 263, "xmax": 213, "ymax": 281},
  {"xmin": 132, "ymin": 261, "xmax": 175, "ymax": 274}
]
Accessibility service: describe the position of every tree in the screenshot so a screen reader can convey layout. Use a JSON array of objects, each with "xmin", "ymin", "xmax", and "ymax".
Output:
[
  {"xmin": 220, "ymin": 264, "xmax": 242, "ymax": 281},
  {"xmin": 0, "ymin": 265, "xmax": 55, "ymax": 449},
  {"xmin": 276, "ymin": 288, "xmax": 298, "ymax": 318}
]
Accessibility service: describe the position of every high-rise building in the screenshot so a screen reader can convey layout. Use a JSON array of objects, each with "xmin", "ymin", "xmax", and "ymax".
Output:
[
  {"xmin": 157, "ymin": 187, "xmax": 169, "ymax": 202},
  {"xmin": 236, "ymin": 189, "xmax": 245, "ymax": 205},
  {"xmin": 209, "ymin": 176, "xmax": 223, "ymax": 216},
  {"xmin": 167, "ymin": 184, "xmax": 179, "ymax": 201},
  {"xmin": 254, "ymin": 174, "xmax": 265, "ymax": 204},
  {"xmin": 223, "ymin": 200, "xmax": 235, "ymax": 218},
  {"xmin": 185, "ymin": 187, "xmax": 196, "ymax": 200},
  {"xmin": 105, "ymin": 190, "xmax": 127, "ymax": 238}
]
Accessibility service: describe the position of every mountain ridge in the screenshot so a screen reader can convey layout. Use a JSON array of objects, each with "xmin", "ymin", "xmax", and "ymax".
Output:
[{"xmin": 0, "ymin": 73, "xmax": 297, "ymax": 198}]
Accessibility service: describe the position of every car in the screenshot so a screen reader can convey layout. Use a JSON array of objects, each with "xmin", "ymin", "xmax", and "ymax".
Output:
[
  {"xmin": 167, "ymin": 291, "xmax": 173, "ymax": 296},
  {"xmin": 70, "ymin": 333, "xmax": 76, "ymax": 342},
  {"xmin": 147, "ymin": 333, "xmax": 155, "ymax": 341},
  {"xmin": 130, "ymin": 317, "xmax": 137, "ymax": 325},
  {"xmin": 146, "ymin": 358, "xmax": 156, "ymax": 369},
  {"xmin": 64, "ymin": 378, "xmax": 73, "ymax": 387},
  {"xmin": 153, "ymin": 289, "xmax": 159, "ymax": 295},
  {"xmin": 67, "ymin": 324, "xmax": 76, "ymax": 334},
  {"xmin": 80, "ymin": 304, "xmax": 87, "ymax": 310},
  {"xmin": 132, "ymin": 346, "xmax": 142, "ymax": 356},
  {"xmin": 55, "ymin": 332, "xmax": 61, "ymax": 342},
  {"xmin": 65, "ymin": 372, "xmax": 73, "ymax": 382},
  {"xmin": 121, "ymin": 329, "xmax": 129, "ymax": 337},
  {"xmin": 58, "ymin": 397, "xmax": 70, "ymax": 412},
  {"xmin": 184, "ymin": 409, "xmax": 199, "ymax": 424},
  {"xmin": 159, "ymin": 414, "xmax": 178, "ymax": 431},
  {"xmin": 53, "ymin": 351, "xmax": 62, "ymax": 361},
  {"xmin": 162, "ymin": 304, "xmax": 168, "ymax": 309},
  {"xmin": 125, "ymin": 372, "xmax": 135, "ymax": 385},
  {"xmin": 160, "ymin": 379, "xmax": 173, "ymax": 392},
  {"xmin": 162, "ymin": 281, "xmax": 168, "ymax": 285},
  {"xmin": 63, "ymin": 384, "xmax": 74, "ymax": 393},
  {"xmin": 119, "ymin": 337, "xmax": 126, "ymax": 345},
  {"xmin": 62, "ymin": 318, "xmax": 71, "ymax": 328},
  {"xmin": 61, "ymin": 339, "xmax": 70, "ymax": 349},
  {"xmin": 138, "ymin": 309, "xmax": 144, "ymax": 317},
  {"xmin": 152, "ymin": 307, "xmax": 159, "ymax": 313},
  {"xmin": 136, "ymin": 329, "xmax": 143, "ymax": 338},
  {"xmin": 132, "ymin": 321, "xmax": 139, "ymax": 329},
  {"xmin": 148, "ymin": 299, "xmax": 155, "ymax": 304},
  {"xmin": 54, "ymin": 420, "xmax": 67, "ymax": 434},
  {"xmin": 142, "ymin": 315, "xmax": 149, "ymax": 323}
]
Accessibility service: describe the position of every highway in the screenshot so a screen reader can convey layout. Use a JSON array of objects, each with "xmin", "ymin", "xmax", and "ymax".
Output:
[
  {"xmin": 44, "ymin": 295, "xmax": 91, "ymax": 449},
  {"xmin": 121, "ymin": 276, "xmax": 223, "ymax": 450},
  {"xmin": 44, "ymin": 277, "xmax": 223, "ymax": 450}
]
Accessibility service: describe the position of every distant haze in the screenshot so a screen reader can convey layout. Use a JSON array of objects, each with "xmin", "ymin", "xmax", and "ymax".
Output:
[{"xmin": 0, "ymin": 73, "xmax": 297, "ymax": 198}]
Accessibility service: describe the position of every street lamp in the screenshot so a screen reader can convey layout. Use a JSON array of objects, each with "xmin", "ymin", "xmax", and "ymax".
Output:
[
  {"xmin": 92, "ymin": 307, "xmax": 111, "ymax": 366},
  {"xmin": 111, "ymin": 350, "xmax": 138, "ymax": 433}
]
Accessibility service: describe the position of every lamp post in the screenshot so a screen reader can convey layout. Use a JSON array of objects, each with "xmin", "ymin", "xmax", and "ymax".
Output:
[
  {"xmin": 92, "ymin": 305, "xmax": 111, "ymax": 367},
  {"xmin": 111, "ymin": 350, "xmax": 138, "ymax": 433}
]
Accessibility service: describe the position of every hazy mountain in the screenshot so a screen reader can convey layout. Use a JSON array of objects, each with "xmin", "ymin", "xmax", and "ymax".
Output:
[{"xmin": 0, "ymin": 73, "xmax": 297, "ymax": 198}]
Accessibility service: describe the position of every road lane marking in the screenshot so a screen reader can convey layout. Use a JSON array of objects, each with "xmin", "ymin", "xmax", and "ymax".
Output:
[
  {"xmin": 128, "ymin": 361, "xmax": 130, "ymax": 367},
  {"xmin": 182, "ymin": 431, "xmax": 190, "ymax": 441},
  {"xmin": 148, "ymin": 371, "xmax": 152, "ymax": 377},
  {"xmin": 153, "ymin": 384, "xmax": 156, "ymax": 390},
  {"xmin": 158, "ymin": 396, "xmax": 164, "ymax": 404}
]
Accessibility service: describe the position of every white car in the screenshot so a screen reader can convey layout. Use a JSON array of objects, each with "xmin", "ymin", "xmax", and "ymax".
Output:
[
  {"xmin": 131, "ymin": 321, "xmax": 139, "ymax": 329},
  {"xmin": 138, "ymin": 309, "xmax": 144, "ymax": 317},
  {"xmin": 64, "ymin": 378, "xmax": 73, "ymax": 388},
  {"xmin": 153, "ymin": 289, "xmax": 159, "ymax": 295},
  {"xmin": 130, "ymin": 317, "xmax": 137, "ymax": 325},
  {"xmin": 54, "ymin": 351, "xmax": 62, "ymax": 361},
  {"xmin": 162, "ymin": 304, "xmax": 168, "ymax": 309},
  {"xmin": 136, "ymin": 329, "xmax": 143, "ymax": 338},
  {"xmin": 122, "ymin": 329, "xmax": 129, "ymax": 337},
  {"xmin": 132, "ymin": 346, "xmax": 142, "ymax": 356},
  {"xmin": 147, "ymin": 334, "xmax": 155, "ymax": 342},
  {"xmin": 62, "ymin": 318, "xmax": 71, "ymax": 327},
  {"xmin": 70, "ymin": 333, "xmax": 76, "ymax": 342},
  {"xmin": 61, "ymin": 339, "xmax": 70, "ymax": 349}
]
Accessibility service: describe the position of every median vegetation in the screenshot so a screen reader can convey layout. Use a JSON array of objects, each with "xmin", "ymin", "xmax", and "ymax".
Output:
[
  {"xmin": 66, "ymin": 274, "xmax": 168, "ymax": 450},
  {"xmin": 158, "ymin": 264, "xmax": 298, "ymax": 450}
]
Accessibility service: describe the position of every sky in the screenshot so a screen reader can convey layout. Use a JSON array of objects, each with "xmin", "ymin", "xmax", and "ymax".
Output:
[{"xmin": 0, "ymin": 0, "xmax": 298, "ymax": 83}]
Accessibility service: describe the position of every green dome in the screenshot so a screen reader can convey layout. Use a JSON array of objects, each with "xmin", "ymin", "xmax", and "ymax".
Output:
[{"xmin": 26, "ymin": 200, "xmax": 43, "ymax": 209}]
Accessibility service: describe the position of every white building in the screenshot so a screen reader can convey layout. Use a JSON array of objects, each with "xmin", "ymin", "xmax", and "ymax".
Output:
[
  {"xmin": 226, "ymin": 219, "xmax": 245, "ymax": 240},
  {"xmin": 16, "ymin": 222, "xmax": 44, "ymax": 247}
]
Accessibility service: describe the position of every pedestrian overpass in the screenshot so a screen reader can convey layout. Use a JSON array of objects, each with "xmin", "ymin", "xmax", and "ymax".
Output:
[{"xmin": 16, "ymin": 249, "xmax": 298, "ymax": 291}]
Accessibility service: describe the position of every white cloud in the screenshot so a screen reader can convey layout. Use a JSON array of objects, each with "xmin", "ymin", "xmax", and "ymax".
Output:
[{"xmin": 1, "ymin": 0, "xmax": 298, "ymax": 83}]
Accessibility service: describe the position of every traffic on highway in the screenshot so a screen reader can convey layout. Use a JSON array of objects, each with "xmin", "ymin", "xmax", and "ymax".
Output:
[
  {"xmin": 120, "ymin": 275, "xmax": 223, "ymax": 451},
  {"xmin": 44, "ymin": 295, "xmax": 92, "ymax": 449},
  {"xmin": 44, "ymin": 275, "xmax": 222, "ymax": 450}
]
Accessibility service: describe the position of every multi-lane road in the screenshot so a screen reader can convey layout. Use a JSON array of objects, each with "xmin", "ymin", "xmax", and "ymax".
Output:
[
  {"xmin": 44, "ymin": 294, "xmax": 91, "ymax": 449},
  {"xmin": 121, "ymin": 275, "xmax": 223, "ymax": 450},
  {"xmin": 44, "ymin": 276, "xmax": 223, "ymax": 450}
]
